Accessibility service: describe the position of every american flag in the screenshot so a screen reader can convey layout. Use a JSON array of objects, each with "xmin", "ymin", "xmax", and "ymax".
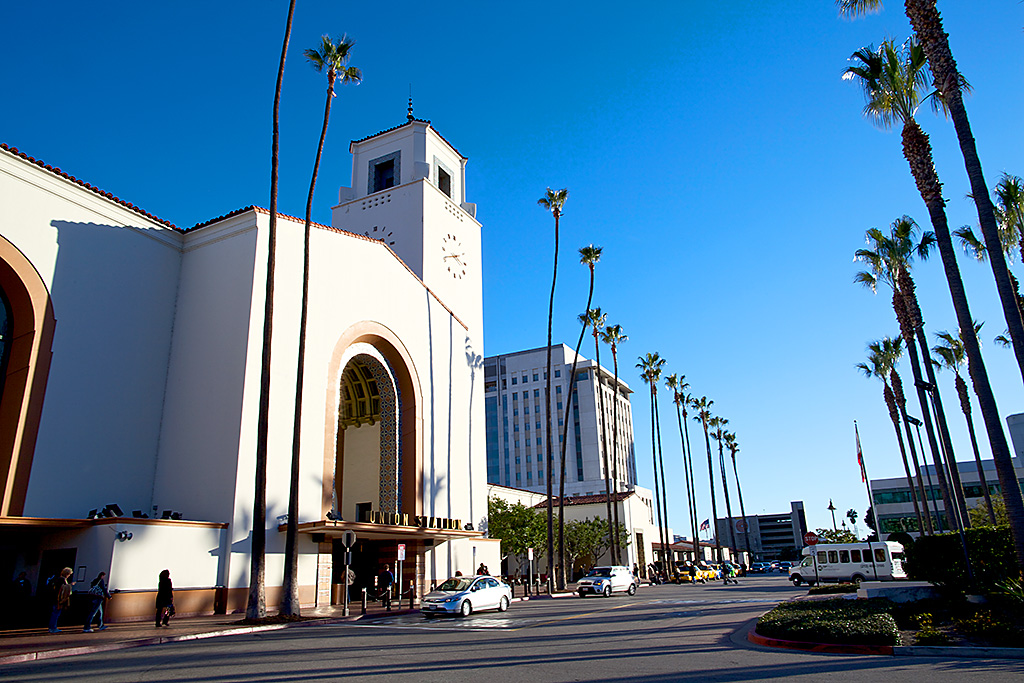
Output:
[{"xmin": 699, "ymin": 519, "xmax": 710, "ymax": 531}]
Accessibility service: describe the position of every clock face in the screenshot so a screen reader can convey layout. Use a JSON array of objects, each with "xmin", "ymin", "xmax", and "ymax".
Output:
[
  {"xmin": 441, "ymin": 233, "xmax": 467, "ymax": 280},
  {"xmin": 363, "ymin": 226, "xmax": 395, "ymax": 247}
]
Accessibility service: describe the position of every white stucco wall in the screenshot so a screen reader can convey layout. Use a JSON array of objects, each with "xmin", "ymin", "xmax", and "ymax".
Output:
[{"xmin": 0, "ymin": 149, "xmax": 182, "ymax": 519}]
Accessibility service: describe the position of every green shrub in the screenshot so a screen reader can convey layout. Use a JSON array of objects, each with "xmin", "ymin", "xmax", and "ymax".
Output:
[
  {"xmin": 756, "ymin": 598, "xmax": 900, "ymax": 646},
  {"xmin": 908, "ymin": 525, "xmax": 1019, "ymax": 590}
]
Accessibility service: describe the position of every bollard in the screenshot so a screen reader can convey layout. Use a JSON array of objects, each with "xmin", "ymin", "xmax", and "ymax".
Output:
[
  {"xmin": 361, "ymin": 587, "xmax": 367, "ymax": 615},
  {"xmin": 408, "ymin": 579, "xmax": 414, "ymax": 610}
]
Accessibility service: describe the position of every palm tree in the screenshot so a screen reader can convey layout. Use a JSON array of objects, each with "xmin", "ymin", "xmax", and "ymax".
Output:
[
  {"xmin": 933, "ymin": 326, "xmax": 996, "ymax": 524},
  {"xmin": 847, "ymin": 38, "xmax": 1024, "ymax": 545},
  {"xmin": 886, "ymin": 345, "xmax": 935, "ymax": 533},
  {"xmin": 666, "ymin": 374, "xmax": 699, "ymax": 561},
  {"xmin": 601, "ymin": 322, "xmax": 628, "ymax": 564},
  {"xmin": 691, "ymin": 396, "xmax": 721, "ymax": 563},
  {"xmin": 846, "ymin": 40, "xmax": 973, "ymax": 526},
  {"xmin": 638, "ymin": 353, "xmax": 671, "ymax": 576},
  {"xmin": 723, "ymin": 432, "xmax": 750, "ymax": 558},
  {"xmin": 709, "ymin": 416, "xmax": 738, "ymax": 558},
  {"xmin": 538, "ymin": 187, "xmax": 568, "ymax": 592},
  {"xmin": 583, "ymin": 308, "xmax": 616, "ymax": 565},
  {"xmin": 281, "ymin": 35, "xmax": 360, "ymax": 618},
  {"xmin": 856, "ymin": 337, "xmax": 925, "ymax": 533},
  {"xmin": 838, "ymin": 1, "xmax": 1024, "ymax": 384},
  {"xmin": 680, "ymin": 390, "xmax": 701, "ymax": 561},
  {"xmin": 855, "ymin": 214, "xmax": 958, "ymax": 531},
  {"xmin": 248, "ymin": 0, "xmax": 297, "ymax": 621},
  {"xmin": 556, "ymin": 245, "xmax": 601, "ymax": 586}
]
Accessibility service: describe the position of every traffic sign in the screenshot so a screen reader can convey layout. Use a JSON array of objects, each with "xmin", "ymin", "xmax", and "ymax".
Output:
[
  {"xmin": 397, "ymin": 543, "xmax": 406, "ymax": 561},
  {"xmin": 527, "ymin": 547, "xmax": 534, "ymax": 560},
  {"xmin": 804, "ymin": 531, "xmax": 819, "ymax": 546},
  {"xmin": 341, "ymin": 530, "xmax": 357, "ymax": 548}
]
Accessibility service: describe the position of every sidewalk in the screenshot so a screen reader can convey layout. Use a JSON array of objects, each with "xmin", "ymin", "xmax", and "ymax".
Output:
[{"xmin": 0, "ymin": 602, "xmax": 415, "ymax": 666}]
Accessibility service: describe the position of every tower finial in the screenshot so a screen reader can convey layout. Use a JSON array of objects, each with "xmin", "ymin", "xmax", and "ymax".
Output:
[{"xmin": 407, "ymin": 85, "xmax": 414, "ymax": 121}]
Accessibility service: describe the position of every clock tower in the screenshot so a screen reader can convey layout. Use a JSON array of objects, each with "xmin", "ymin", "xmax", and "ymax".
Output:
[{"xmin": 331, "ymin": 112, "xmax": 483, "ymax": 332}]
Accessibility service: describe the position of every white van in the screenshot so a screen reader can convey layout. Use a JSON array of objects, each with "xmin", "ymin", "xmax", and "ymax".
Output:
[{"xmin": 788, "ymin": 541, "xmax": 906, "ymax": 586}]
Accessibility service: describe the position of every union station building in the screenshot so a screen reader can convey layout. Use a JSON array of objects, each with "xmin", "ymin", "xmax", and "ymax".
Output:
[{"xmin": 0, "ymin": 114, "xmax": 498, "ymax": 619}]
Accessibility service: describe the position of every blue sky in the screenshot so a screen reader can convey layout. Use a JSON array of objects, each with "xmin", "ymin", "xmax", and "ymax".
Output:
[{"xmin": 3, "ymin": 2, "xmax": 1023, "ymax": 536}]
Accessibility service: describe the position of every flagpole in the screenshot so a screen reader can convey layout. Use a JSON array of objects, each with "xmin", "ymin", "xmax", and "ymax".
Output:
[{"xmin": 855, "ymin": 422, "xmax": 880, "ymax": 581}]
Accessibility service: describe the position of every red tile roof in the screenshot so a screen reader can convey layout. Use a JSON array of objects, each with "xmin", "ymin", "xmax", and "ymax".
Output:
[
  {"xmin": 1, "ymin": 143, "xmax": 180, "ymax": 230},
  {"xmin": 350, "ymin": 119, "xmax": 464, "ymax": 158}
]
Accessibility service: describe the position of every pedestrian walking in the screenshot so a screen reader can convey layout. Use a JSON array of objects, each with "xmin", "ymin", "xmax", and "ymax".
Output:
[
  {"xmin": 155, "ymin": 569, "xmax": 174, "ymax": 627},
  {"xmin": 377, "ymin": 563, "xmax": 395, "ymax": 611},
  {"xmin": 47, "ymin": 567, "xmax": 73, "ymax": 634},
  {"xmin": 83, "ymin": 572, "xmax": 111, "ymax": 632},
  {"xmin": 477, "ymin": 563, "xmax": 489, "ymax": 576}
]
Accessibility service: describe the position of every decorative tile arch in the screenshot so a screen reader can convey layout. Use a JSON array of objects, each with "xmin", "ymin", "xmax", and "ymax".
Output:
[{"xmin": 322, "ymin": 322, "xmax": 422, "ymax": 520}]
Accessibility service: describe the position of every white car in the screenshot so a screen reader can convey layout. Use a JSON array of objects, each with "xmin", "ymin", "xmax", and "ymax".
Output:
[
  {"xmin": 421, "ymin": 576, "xmax": 512, "ymax": 617},
  {"xmin": 577, "ymin": 566, "xmax": 639, "ymax": 597}
]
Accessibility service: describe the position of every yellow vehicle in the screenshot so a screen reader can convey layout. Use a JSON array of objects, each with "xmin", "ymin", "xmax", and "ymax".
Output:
[{"xmin": 675, "ymin": 562, "xmax": 717, "ymax": 583}]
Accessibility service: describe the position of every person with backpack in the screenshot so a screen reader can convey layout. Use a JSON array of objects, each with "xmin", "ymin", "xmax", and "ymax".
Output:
[
  {"xmin": 47, "ymin": 567, "xmax": 73, "ymax": 634},
  {"xmin": 377, "ymin": 563, "xmax": 395, "ymax": 611},
  {"xmin": 83, "ymin": 572, "xmax": 111, "ymax": 632},
  {"xmin": 155, "ymin": 569, "xmax": 173, "ymax": 627}
]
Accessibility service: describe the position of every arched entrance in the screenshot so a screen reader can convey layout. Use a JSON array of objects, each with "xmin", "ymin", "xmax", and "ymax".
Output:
[
  {"xmin": 0, "ymin": 236, "xmax": 55, "ymax": 516},
  {"xmin": 334, "ymin": 347, "xmax": 401, "ymax": 520}
]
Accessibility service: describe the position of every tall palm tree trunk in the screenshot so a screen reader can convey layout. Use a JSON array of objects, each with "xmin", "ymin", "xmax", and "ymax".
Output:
[
  {"xmin": 955, "ymin": 373, "xmax": 995, "ymax": 524},
  {"xmin": 609, "ymin": 349, "xmax": 623, "ymax": 565},
  {"xmin": 282, "ymin": 63, "xmax": 336, "ymax": 617},
  {"xmin": 682, "ymin": 408, "xmax": 700, "ymax": 559},
  {"xmin": 545, "ymin": 211, "xmax": 559, "ymax": 593},
  {"xmin": 716, "ymin": 439, "xmax": 738, "ymax": 558},
  {"xmin": 729, "ymin": 452, "xmax": 750, "ymax": 558},
  {"xmin": 902, "ymin": 117, "xmax": 1024, "ymax": 565},
  {"xmin": 884, "ymin": 384, "xmax": 925, "ymax": 532},
  {"xmin": 702, "ymin": 422, "xmax": 721, "ymax": 562},
  {"xmin": 654, "ymin": 393, "xmax": 672, "ymax": 577},
  {"xmin": 593, "ymin": 332, "xmax": 616, "ymax": 566},
  {"xmin": 894, "ymin": 289, "xmax": 953, "ymax": 531},
  {"xmin": 891, "ymin": 368, "xmax": 934, "ymax": 534},
  {"xmin": 648, "ymin": 385, "xmax": 666, "ymax": 575},
  {"xmin": 904, "ymin": 0, "xmax": 1024, "ymax": 383},
  {"xmin": 674, "ymin": 403, "xmax": 697, "ymax": 561},
  {"xmin": 558, "ymin": 295, "xmax": 594, "ymax": 585},
  {"xmin": 248, "ymin": 0, "xmax": 296, "ymax": 621},
  {"xmin": 913, "ymin": 323, "xmax": 969, "ymax": 525}
]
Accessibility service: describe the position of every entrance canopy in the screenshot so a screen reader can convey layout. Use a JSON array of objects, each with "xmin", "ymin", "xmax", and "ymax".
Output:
[{"xmin": 287, "ymin": 519, "xmax": 483, "ymax": 542}]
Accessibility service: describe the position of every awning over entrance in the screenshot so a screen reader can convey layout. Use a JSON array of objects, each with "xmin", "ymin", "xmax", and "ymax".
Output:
[{"xmin": 286, "ymin": 519, "xmax": 484, "ymax": 542}]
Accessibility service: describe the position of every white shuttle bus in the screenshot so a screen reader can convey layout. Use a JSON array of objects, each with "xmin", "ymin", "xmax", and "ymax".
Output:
[{"xmin": 788, "ymin": 541, "xmax": 906, "ymax": 586}]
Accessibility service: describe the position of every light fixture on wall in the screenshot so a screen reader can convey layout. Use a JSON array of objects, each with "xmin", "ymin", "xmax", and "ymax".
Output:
[
  {"xmin": 115, "ymin": 530, "xmax": 133, "ymax": 542},
  {"xmin": 103, "ymin": 504, "xmax": 124, "ymax": 518},
  {"xmin": 464, "ymin": 523, "xmax": 474, "ymax": 531},
  {"xmin": 326, "ymin": 510, "xmax": 342, "ymax": 521},
  {"xmin": 132, "ymin": 510, "xmax": 149, "ymax": 518},
  {"xmin": 87, "ymin": 509, "xmax": 100, "ymax": 519}
]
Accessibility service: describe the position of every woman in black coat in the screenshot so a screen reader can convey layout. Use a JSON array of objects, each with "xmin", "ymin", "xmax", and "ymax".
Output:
[{"xmin": 155, "ymin": 569, "xmax": 173, "ymax": 627}]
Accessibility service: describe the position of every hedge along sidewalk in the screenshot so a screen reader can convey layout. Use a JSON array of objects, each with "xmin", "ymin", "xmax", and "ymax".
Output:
[{"xmin": 755, "ymin": 598, "xmax": 900, "ymax": 647}]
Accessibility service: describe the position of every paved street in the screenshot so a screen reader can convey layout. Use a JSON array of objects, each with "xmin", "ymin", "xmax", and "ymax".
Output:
[{"xmin": 3, "ymin": 576, "xmax": 1022, "ymax": 682}]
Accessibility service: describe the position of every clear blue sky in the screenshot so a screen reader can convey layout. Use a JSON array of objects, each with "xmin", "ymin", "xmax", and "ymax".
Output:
[{"xmin": 3, "ymin": 2, "xmax": 1022, "ymax": 536}]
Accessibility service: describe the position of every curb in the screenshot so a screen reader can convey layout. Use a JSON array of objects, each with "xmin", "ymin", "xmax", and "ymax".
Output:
[
  {"xmin": 747, "ymin": 629, "xmax": 1024, "ymax": 659},
  {"xmin": 0, "ymin": 609, "xmax": 418, "ymax": 666},
  {"xmin": 746, "ymin": 629, "xmax": 894, "ymax": 656}
]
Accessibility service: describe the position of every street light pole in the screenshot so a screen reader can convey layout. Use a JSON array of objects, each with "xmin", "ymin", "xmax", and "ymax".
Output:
[{"xmin": 827, "ymin": 500, "xmax": 837, "ymax": 532}]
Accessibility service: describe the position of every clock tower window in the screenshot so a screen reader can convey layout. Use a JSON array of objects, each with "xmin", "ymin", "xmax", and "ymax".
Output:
[
  {"xmin": 437, "ymin": 166, "xmax": 451, "ymax": 198},
  {"xmin": 369, "ymin": 151, "xmax": 401, "ymax": 193}
]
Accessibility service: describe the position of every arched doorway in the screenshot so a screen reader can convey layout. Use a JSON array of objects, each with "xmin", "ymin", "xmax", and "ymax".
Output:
[
  {"xmin": 0, "ymin": 236, "xmax": 55, "ymax": 517},
  {"xmin": 334, "ymin": 348, "xmax": 401, "ymax": 520}
]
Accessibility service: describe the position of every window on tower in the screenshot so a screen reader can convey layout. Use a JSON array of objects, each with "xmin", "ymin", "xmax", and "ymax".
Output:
[
  {"xmin": 437, "ymin": 166, "xmax": 452, "ymax": 197},
  {"xmin": 374, "ymin": 160, "xmax": 395, "ymax": 192}
]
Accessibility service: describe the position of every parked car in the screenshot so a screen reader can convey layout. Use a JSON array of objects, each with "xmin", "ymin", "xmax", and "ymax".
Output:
[
  {"xmin": 577, "ymin": 566, "xmax": 639, "ymax": 597},
  {"xmin": 779, "ymin": 561, "xmax": 794, "ymax": 571},
  {"xmin": 749, "ymin": 562, "xmax": 771, "ymax": 574},
  {"xmin": 421, "ymin": 575, "xmax": 512, "ymax": 617},
  {"xmin": 676, "ymin": 562, "xmax": 717, "ymax": 583}
]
